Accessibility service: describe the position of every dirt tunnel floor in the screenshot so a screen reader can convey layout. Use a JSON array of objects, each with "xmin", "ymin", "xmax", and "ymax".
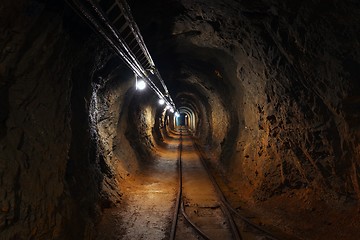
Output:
[
  {"xmin": 95, "ymin": 131, "xmax": 180, "ymax": 240},
  {"xmin": 95, "ymin": 127, "xmax": 360, "ymax": 240}
]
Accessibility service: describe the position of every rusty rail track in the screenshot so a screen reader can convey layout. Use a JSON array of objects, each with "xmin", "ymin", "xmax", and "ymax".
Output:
[
  {"xmin": 170, "ymin": 127, "xmax": 242, "ymax": 240},
  {"xmin": 191, "ymin": 131, "xmax": 280, "ymax": 240}
]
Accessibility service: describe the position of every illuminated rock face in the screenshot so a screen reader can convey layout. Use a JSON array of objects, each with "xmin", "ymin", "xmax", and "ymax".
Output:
[
  {"xmin": 130, "ymin": 0, "xmax": 360, "ymax": 200},
  {"xmin": 0, "ymin": 0, "xmax": 359, "ymax": 239}
]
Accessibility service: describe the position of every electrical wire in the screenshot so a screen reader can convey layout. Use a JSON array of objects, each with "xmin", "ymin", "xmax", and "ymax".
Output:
[{"xmin": 67, "ymin": 0, "xmax": 176, "ymax": 109}]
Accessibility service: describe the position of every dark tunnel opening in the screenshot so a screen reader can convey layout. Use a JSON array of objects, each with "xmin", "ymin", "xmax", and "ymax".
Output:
[{"xmin": 1, "ymin": 0, "xmax": 360, "ymax": 239}]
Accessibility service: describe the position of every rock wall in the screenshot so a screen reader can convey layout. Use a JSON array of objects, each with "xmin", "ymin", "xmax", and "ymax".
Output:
[
  {"xmin": 126, "ymin": 92, "xmax": 159, "ymax": 166},
  {"xmin": 229, "ymin": 0, "xmax": 360, "ymax": 201},
  {"xmin": 132, "ymin": 0, "xmax": 360, "ymax": 202},
  {"xmin": 91, "ymin": 65, "xmax": 138, "ymax": 195},
  {"xmin": 1, "ymin": 1, "xmax": 71, "ymax": 238},
  {"xmin": 0, "ymin": 1, "xmax": 122, "ymax": 239}
]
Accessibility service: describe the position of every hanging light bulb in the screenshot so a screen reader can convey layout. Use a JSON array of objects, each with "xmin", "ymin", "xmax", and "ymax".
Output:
[
  {"xmin": 136, "ymin": 79, "xmax": 146, "ymax": 90},
  {"xmin": 158, "ymin": 99, "xmax": 165, "ymax": 105},
  {"xmin": 170, "ymin": 108, "xmax": 174, "ymax": 113}
]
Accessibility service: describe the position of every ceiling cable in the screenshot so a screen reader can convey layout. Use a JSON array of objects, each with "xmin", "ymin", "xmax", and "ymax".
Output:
[{"xmin": 67, "ymin": 0, "xmax": 176, "ymax": 109}]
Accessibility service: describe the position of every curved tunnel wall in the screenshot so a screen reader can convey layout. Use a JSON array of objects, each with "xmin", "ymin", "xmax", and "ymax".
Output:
[{"xmin": 1, "ymin": 0, "xmax": 360, "ymax": 239}]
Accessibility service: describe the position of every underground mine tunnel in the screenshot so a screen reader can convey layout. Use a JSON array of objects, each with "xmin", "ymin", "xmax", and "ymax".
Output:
[{"xmin": 1, "ymin": 0, "xmax": 360, "ymax": 239}]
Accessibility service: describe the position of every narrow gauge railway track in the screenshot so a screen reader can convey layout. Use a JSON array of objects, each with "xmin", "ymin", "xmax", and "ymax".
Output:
[{"xmin": 170, "ymin": 127, "xmax": 280, "ymax": 240}]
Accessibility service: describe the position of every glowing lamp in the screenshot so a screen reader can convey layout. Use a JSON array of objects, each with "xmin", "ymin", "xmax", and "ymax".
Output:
[
  {"xmin": 159, "ymin": 99, "xmax": 165, "ymax": 105},
  {"xmin": 136, "ymin": 79, "xmax": 146, "ymax": 90}
]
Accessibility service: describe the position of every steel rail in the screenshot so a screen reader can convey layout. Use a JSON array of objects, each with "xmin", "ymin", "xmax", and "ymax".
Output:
[
  {"xmin": 191, "ymin": 134, "xmax": 280, "ymax": 240},
  {"xmin": 170, "ymin": 130, "xmax": 182, "ymax": 239},
  {"xmin": 196, "ymin": 150, "xmax": 241, "ymax": 240},
  {"xmin": 185, "ymin": 129, "xmax": 241, "ymax": 240},
  {"xmin": 170, "ymin": 128, "xmax": 213, "ymax": 240},
  {"xmin": 180, "ymin": 200, "xmax": 211, "ymax": 240},
  {"xmin": 172, "ymin": 127, "xmax": 242, "ymax": 240},
  {"xmin": 223, "ymin": 200, "xmax": 279, "ymax": 240}
]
